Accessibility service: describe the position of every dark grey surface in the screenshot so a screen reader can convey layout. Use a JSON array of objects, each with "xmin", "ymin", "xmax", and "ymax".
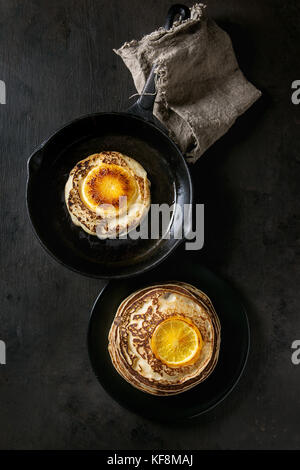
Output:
[{"xmin": 0, "ymin": 0, "xmax": 299, "ymax": 450}]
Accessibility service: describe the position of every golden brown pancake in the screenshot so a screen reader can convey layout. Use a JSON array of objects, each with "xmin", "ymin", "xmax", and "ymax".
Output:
[
  {"xmin": 65, "ymin": 151, "xmax": 150, "ymax": 237},
  {"xmin": 108, "ymin": 282, "xmax": 221, "ymax": 396}
]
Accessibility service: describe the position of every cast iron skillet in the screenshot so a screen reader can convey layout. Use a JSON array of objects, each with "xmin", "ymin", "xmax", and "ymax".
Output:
[{"xmin": 26, "ymin": 5, "xmax": 192, "ymax": 279}]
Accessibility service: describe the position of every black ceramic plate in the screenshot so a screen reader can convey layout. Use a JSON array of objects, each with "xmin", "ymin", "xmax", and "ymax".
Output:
[{"xmin": 88, "ymin": 259, "xmax": 250, "ymax": 421}]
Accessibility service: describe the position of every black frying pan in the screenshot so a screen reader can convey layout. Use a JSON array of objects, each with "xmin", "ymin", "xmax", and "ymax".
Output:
[{"xmin": 26, "ymin": 5, "xmax": 192, "ymax": 279}]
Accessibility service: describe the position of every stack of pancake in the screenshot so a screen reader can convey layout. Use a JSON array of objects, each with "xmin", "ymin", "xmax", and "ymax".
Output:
[
  {"xmin": 108, "ymin": 282, "xmax": 221, "ymax": 396},
  {"xmin": 65, "ymin": 151, "xmax": 150, "ymax": 238}
]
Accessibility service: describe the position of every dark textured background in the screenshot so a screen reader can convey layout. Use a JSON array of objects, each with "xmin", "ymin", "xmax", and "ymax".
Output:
[{"xmin": 0, "ymin": 0, "xmax": 299, "ymax": 450}]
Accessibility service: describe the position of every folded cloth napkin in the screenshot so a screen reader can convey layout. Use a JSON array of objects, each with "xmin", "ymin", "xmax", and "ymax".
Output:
[{"xmin": 114, "ymin": 3, "xmax": 261, "ymax": 163}]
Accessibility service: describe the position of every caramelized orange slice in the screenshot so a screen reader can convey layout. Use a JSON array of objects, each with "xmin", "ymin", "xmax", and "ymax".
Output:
[
  {"xmin": 151, "ymin": 316, "xmax": 202, "ymax": 368},
  {"xmin": 82, "ymin": 164, "xmax": 136, "ymax": 211}
]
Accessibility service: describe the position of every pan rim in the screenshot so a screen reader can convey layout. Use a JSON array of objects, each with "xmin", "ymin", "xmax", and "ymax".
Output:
[{"xmin": 26, "ymin": 111, "xmax": 193, "ymax": 279}]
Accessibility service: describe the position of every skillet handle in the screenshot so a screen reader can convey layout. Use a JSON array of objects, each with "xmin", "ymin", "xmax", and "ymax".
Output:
[{"xmin": 128, "ymin": 4, "xmax": 190, "ymax": 119}]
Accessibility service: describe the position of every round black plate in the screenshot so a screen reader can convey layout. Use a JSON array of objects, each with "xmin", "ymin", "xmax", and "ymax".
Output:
[{"xmin": 88, "ymin": 260, "xmax": 250, "ymax": 421}]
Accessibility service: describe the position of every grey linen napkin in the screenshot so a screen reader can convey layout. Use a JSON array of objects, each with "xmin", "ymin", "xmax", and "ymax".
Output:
[{"xmin": 114, "ymin": 3, "xmax": 261, "ymax": 163}]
